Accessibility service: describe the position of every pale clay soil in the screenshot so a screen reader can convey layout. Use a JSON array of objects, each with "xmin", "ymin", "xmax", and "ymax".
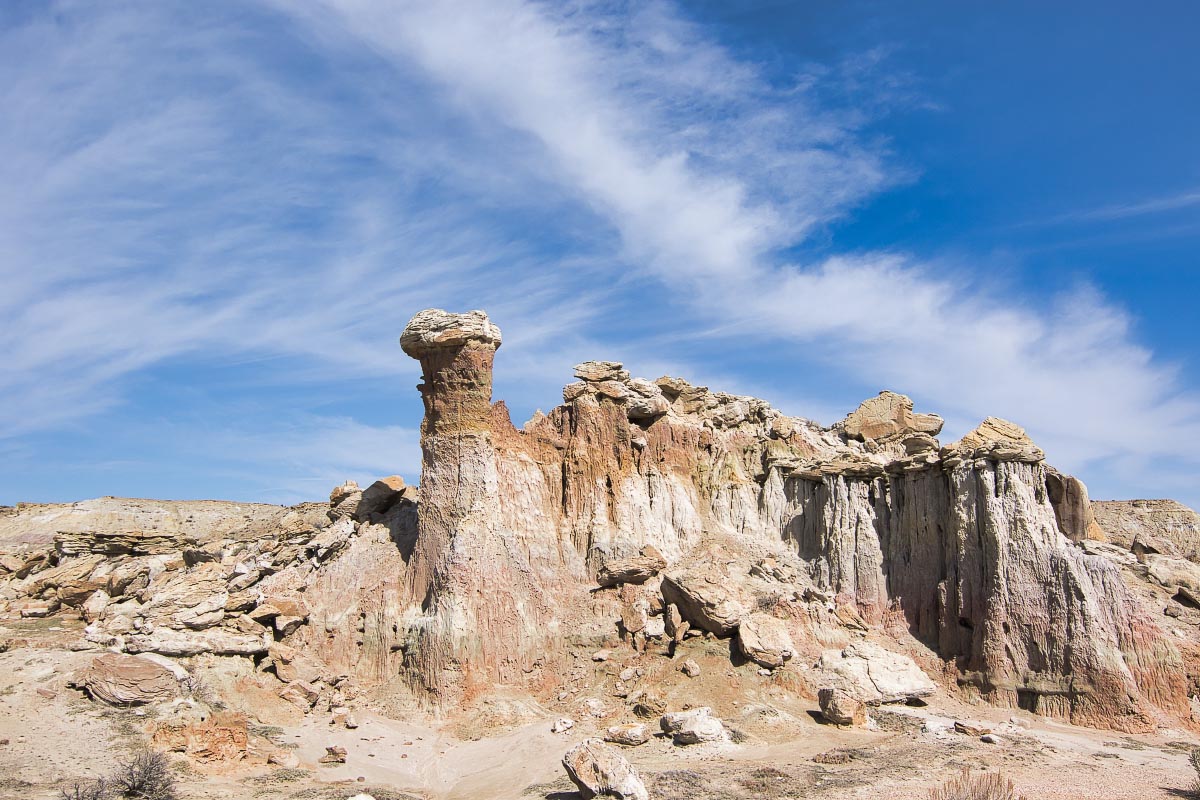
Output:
[{"xmin": 0, "ymin": 618, "xmax": 1195, "ymax": 800}]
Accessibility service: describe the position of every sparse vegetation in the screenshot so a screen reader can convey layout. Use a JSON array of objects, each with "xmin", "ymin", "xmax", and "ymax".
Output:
[
  {"xmin": 927, "ymin": 768, "xmax": 1027, "ymax": 800},
  {"xmin": 111, "ymin": 749, "xmax": 178, "ymax": 800},
  {"xmin": 1187, "ymin": 747, "xmax": 1200, "ymax": 798},
  {"xmin": 245, "ymin": 768, "xmax": 310, "ymax": 786},
  {"xmin": 59, "ymin": 779, "xmax": 109, "ymax": 800},
  {"xmin": 64, "ymin": 750, "xmax": 178, "ymax": 800}
]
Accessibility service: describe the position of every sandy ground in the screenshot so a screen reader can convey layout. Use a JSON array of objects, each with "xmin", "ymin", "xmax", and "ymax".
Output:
[{"xmin": 1, "ymin": 618, "xmax": 1196, "ymax": 800}]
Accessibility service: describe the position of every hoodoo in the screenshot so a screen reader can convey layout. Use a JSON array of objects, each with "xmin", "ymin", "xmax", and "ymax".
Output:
[{"xmin": 400, "ymin": 309, "xmax": 560, "ymax": 703}]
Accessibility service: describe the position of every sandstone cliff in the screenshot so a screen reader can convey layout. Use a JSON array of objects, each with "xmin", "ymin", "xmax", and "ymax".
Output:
[
  {"xmin": 2, "ymin": 308, "xmax": 1197, "ymax": 737},
  {"xmin": 387, "ymin": 309, "xmax": 1193, "ymax": 732}
]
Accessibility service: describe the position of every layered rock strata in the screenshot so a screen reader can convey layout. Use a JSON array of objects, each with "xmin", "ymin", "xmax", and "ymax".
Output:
[
  {"xmin": 2, "ymin": 308, "xmax": 1194, "ymax": 736},
  {"xmin": 399, "ymin": 309, "xmax": 559, "ymax": 704},
  {"xmin": 390, "ymin": 308, "xmax": 1191, "ymax": 731}
]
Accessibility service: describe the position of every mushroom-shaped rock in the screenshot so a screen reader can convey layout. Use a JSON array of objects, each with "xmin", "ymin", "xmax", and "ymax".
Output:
[
  {"xmin": 737, "ymin": 612, "xmax": 795, "ymax": 669},
  {"xmin": 399, "ymin": 309, "xmax": 501, "ymax": 356},
  {"xmin": 71, "ymin": 653, "xmax": 180, "ymax": 705},
  {"xmin": 659, "ymin": 707, "xmax": 727, "ymax": 745},
  {"xmin": 562, "ymin": 738, "xmax": 649, "ymax": 800}
]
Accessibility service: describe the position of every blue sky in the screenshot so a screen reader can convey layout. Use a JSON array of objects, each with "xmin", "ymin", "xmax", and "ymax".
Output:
[{"xmin": 2, "ymin": 0, "xmax": 1198, "ymax": 508}]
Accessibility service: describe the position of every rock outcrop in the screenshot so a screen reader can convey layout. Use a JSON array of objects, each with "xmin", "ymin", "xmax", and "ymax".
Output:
[
  {"xmin": 1092, "ymin": 499, "xmax": 1200, "ymax": 560},
  {"xmin": 841, "ymin": 390, "xmax": 944, "ymax": 441},
  {"xmin": 387, "ymin": 309, "xmax": 1189, "ymax": 731},
  {"xmin": 3, "ymin": 306, "xmax": 1195, "ymax": 740}
]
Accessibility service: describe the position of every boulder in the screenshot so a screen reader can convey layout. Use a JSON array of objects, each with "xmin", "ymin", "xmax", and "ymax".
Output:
[
  {"xmin": 629, "ymin": 690, "xmax": 666, "ymax": 719},
  {"xmin": 663, "ymin": 604, "xmax": 690, "ymax": 644},
  {"xmin": 660, "ymin": 569, "xmax": 748, "ymax": 636},
  {"xmin": 355, "ymin": 476, "xmax": 409, "ymax": 521},
  {"xmin": 945, "ymin": 416, "xmax": 1043, "ymax": 462},
  {"xmin": 561, "ymin": 738, "xmax": 648, "ymax": 800},
  {"xmin": 597, "ymin": 546, "xmax": 667, "ymax": 588},
  {"xmin": 80, "ymin": 590, "xmax": 110, "ymax": 623},
  {"xmin": 818, "ymin": 687, "xmax": 866, "ymax": 726},
  {"xmin": 574, "ymin": 361, "xmax": 630, "ymax": 383},
  {"xmin": 138, "ymin": 561, "xmax": 227, "ymax": 630},
  {"xmin": 659, "ymin": 707, "xmax": 726, "ymax": 745},
  {"xmin": 1045, "ymin": 469, "xmax": 1104, "ymax": 542},
  {"xmin": 1145, "ymin": 555, "xmax": 1200, "ymax": 605},
  {"xmin": 24, "ymin": 554, "xmax": 105, "ymax": 607},
  {"xmin": 736, "ymin": 612, "xmax": 794, "ymax": 669},
  {"xmin": 814, "ymin": 643, "xmax": 935, "ymax": 704},
  {"xmin": 72, "ymin": 653, "xmax": 179, "ymax": 705},
  {"xmin": 329, "ymin": 480, "xmax": 360, "ymax": 507},
  {"xmin": 306, "ymin": 516, "xmax": 355, "ymax": 562},
  {"xmin": 680, "ymin": 659, "xmax": 701, "ymax": 678},
  {"xmin": 319, "ymin": 745, "xmax": 347, "ymax": 764},
  {"xmin": 20, "ymin": 600, "xmax": 56, "ymax": 618},
  {"xmin": 279, "ymin": 680, "xmax": 321, "ymax": 711},
  {"xmin": 401, "ymin": 308, "xmax": 502, "ymax": 355},
  {"xmin": 624, "ymin": 379, "xmax": 669, "ymax": 421},
  {"xmin": 603, "ymin": 723, "xmax": 651, "ymax": 746}
]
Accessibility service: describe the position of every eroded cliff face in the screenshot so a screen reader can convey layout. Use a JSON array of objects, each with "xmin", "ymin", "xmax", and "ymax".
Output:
[
  {"xmin": 397, "ymin": 308, "xmax": 1193, "ymax": 731},
  {"xmin": 2, "ymin": 309, "xmax": 1192, "ymax": 736}
]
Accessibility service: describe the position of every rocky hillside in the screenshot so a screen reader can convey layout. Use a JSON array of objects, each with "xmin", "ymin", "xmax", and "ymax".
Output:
[{"xmin": 2, "ymin": 308, "xmax": 1199, "ymax": 773}]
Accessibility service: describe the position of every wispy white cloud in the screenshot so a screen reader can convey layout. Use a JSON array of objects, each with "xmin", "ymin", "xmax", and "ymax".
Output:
[
  {"xmin": 2, "ymin": 0, "xmax": 1198, "ymax": 508},
  {"xmin": 276, "ymin": 0, "xmax": 1200, "ymax": 503},
  {"xmin": 1019, "ymin": 187, "xmax": 1200, "ymax": 227}
]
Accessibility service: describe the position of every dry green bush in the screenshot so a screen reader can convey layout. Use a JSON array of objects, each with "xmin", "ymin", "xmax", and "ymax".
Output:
[{"xmin": 928, "ymin": 769, "xmax": 1026, "ymax": 800}]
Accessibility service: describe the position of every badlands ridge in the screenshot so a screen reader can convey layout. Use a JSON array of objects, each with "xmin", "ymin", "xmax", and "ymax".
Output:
[{"xmin": 2, "ymin": 308, "xmax": 1200, "ymax": 800}]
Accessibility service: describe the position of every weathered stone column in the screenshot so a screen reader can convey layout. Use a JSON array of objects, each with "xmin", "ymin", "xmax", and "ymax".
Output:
[{"xmin": 400, "ymin": 309, "xmax": 553, "ymax": 705}]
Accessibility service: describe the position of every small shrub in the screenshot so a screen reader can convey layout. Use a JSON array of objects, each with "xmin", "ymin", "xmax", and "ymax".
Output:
[
  {"xmin": 1188, "ymin": 747, "xmax": 1200, "ymax": 797},
  {"xmin": 927, "ymin": 769, "xmax": 1026, "ymax": 800},
  {"xmin": 60, "ymin": 779, "xmax": 109, "ymax": 800},
  {"xmin": 753, "ymin": 592, "xmax": 783, "ymax": 612},
  {"xmin": 110, "ymin": 750, "xmax": 177, "ymax": 800}
]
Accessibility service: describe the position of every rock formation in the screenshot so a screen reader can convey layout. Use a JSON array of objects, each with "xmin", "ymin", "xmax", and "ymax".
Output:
[
  {"xmin": 385, "ymin": 308, "xmax": 1191, "ymax": 731},
  {"xmin": 2, "ymin": 306, "xmax": 1197, "ymax": 741},
  {"xmin": 1093, "ymin": 499, "xmax": 1200, "ymax": 559},
  {"xmin": 399, "ymin": 309, "xmax": 559, "ymax": 705}
]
